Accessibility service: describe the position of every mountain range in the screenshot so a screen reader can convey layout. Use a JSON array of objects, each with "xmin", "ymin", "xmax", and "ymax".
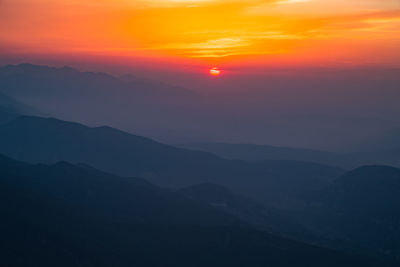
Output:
[
  {"xmin": 0, "ymin": 115, "xmax": 344, "ymax": 206},
  {"xmin": 0, "ymin": 63, "xmax": 205, "ymax": 143},
  {"xmin": 179, "ymin": 142, "xmax": 348, "ymax": 167},
  {"xmin": 1, "ymin": 154, "xmax": 384, "ymax": 267},
  {"xmin": 1, "ymin": 63, "xmax": 400, "ymax": 265},
  {"xmin": 2, "ymin": 63, "xmax": 399, "ymax": 150},
  {"xmin": 180, "ymin": 141, "xmax": 400, "ymax": 169}
]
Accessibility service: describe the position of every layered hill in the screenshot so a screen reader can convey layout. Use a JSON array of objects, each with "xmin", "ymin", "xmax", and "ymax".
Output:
[
  {"xmin": 179, "ymin": 142, "xmax": 347, "ymax": 167},
  {"xmin": 0, "ymin": 115, "xmax": 344, "ymax": 205},
  {"xmin": 0, "ymin": 154, "xmax": 385, "ymax": 267},
  {"xmin": 299, "ymin": 165, "xmax": 400, "ymax": 261}
]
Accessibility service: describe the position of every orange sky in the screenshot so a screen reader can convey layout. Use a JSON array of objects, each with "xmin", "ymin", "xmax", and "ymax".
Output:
[{"xmin": 1, "ymin": 0, "xmax": 400, "ymax": 67}]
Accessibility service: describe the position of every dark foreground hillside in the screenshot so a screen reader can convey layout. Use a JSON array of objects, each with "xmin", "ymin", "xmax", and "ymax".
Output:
[
  {"xmin": 178, "ymin": 183, "xmax": 312, "ymax": 240},
  {"xmin": 299, "ymin": 165, "xmax": 400, "ymax": 262},
  {"xmin": 0, "ymin": 155, "xmax": 384, "ymax": 267}
]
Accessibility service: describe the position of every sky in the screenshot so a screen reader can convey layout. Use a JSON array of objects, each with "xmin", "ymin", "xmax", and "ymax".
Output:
[
  {"xmin": 1, "ymin": 0, "xmax": 400, "ymax": 69},
  {"xmin": 0, "ymin": 0, "xmax": 400, "ymax": 150}
]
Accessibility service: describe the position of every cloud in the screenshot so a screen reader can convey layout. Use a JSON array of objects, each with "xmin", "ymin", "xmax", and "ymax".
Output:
[
  {"xmin": 1, "ymin": 0, "xmax": 399, "ymax": 64},
  {"xmin": 246, "ymin": 0, "xmax": 400, "ymax": 16}
]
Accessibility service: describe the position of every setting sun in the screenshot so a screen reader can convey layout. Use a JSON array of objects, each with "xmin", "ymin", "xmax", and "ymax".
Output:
[{"xmin": 210, "ymin": 67, "xmax": 221, "ymax": 76}]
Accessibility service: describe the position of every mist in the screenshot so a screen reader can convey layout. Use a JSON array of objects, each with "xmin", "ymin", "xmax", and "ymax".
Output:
[{"xmin": 0, "ymin": 61, "xmax": 399, "ymax": 151}]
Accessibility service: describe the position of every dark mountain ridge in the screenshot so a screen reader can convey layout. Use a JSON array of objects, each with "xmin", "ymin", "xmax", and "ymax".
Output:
[
  {"xmin": 298, "ymin": 165, "xmax": 400, "ymax": 261},
  {"xmin": 0, "ymin": 154, "xmax": 383, "ymax": 267},
  {"xmin": 178, "ymin": 183, "xmax": 313, "ymax": 240},
  {"xmin": 179, "ymin": 142, "xmax": 348, "ymax": 167},
  {"xmin": 0, "ymin": 154, "xmax": 242, "ymax": 227},
  {"xmin": 0, "ymin": 91, "xmax": 35, "ymax": 123},
  {"xmin": 180, "ymin": 141, "xmax": 400, "ymax": 169},
  {"xmin": 3, "ymin": 63, "xmax": 400, "ymax": 149},
  {"xmin": 0, "ymin": 63, "xmax": 208, "ymax": 144},
  {"xmin": 0, "ymin": 115, "xmax": 344, "ymax": 206}
]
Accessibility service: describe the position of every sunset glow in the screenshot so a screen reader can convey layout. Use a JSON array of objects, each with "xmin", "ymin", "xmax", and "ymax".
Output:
[
  {"xmin": 1, "ymin": 0, "xmax": 400, "ymax": 67},
  {"xmin": 210, "ymin": 67, "xmax": 221, "ymax": 76}
]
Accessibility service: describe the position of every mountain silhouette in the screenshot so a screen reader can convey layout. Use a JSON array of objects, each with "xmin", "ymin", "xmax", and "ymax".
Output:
[
  {"xmin": 178, "ymin": 183, "xmax": 313, "ymax": 240},
  {"xmin": 180, "ymin": 141, "xmax": 400, "ymax": 169},
  {"xmin": 4, "ymin": 63, "xmax": 399, "ymax": 149},
  {"xmin": 355, "ymin": 128, "xmax": 400, "ymax": 152},
  {"xmin": 0, "ymin": 154, "xmax": 242, "ymax": 227},
  {"xmin": 0, "ymin": 63, "xmax": 203, "ymax": 142},
  {"xmin": 179, "ymin": 142, "xmax": 348, "ymax": 167},
  {"xmin": 299, "ymin": 165, "xmax": 400, "ymax": 261},
  {"xmin": 0, "ymin": 91, "xmax": 35, "ymax": 123},
  {"xmin": 344, "ymin": 129, "xmax": 400, "ymax": 167},
  {"xmin": 0, "ymin": 154, "xmax": 388, "ymax": 267},
  {"xmin": 0, "ymin": 115, "xmax": 344, "ymax": 206}
]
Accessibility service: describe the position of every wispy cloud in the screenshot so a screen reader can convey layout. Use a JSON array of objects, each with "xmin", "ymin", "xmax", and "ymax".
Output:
[{"xmin": 1, "ymin": 0, "xmax": 399, "ymax": 64}]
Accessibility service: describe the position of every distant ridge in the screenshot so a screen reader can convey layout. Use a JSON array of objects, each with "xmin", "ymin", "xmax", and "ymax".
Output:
[
  {"xmin": 0, "ymin": 91, "xmax": 37, "ymax": 123},
  {"xmin": 0, "ymin": 115, "xmax": 343, "ymax": 205},
  {"xmin": 179, "ymin": 142, "xmax": 347, "ymax": 167}
]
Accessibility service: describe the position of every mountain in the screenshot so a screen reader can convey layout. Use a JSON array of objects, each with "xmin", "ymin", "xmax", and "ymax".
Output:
[
  {"xmin": 0, "ymin": 115, "xmax": 344, "ymax": 206},
  {"xmin": 0, "ymin": 154, "xmax": 242, "ymax": 227},
  {"xmin": 355, "ymin": 128, "xmax": 400, "ymax": 152},
  {"xmin": 180, "ymin": 141, "xmax": 400, "ymax": 169},
  {"xmin": 299, "ymin": 166, "xmax": 400, "ymax": 261},
  {"xmin": 179, "ymin": 142, "xmax": 348, "ymax": 167},
  {"xmin": 0, "ymin": 92, "xmax": 26, "ymax": 114},
  {"xmin": 343, "ymin": 128, "xmax": 400, "ymax": 167},
  {"xmin": 0, "ymin": 91, "xmax": 35, "ymax": 123},
  {"xmin": 347, "ymin": 150, "xmax": 400, "ymax": 168},
  {"xmin": 3, "ymin": 64, "xmax": 400, "ymax": 150},
  {"xmin": 0, "ymin": 154, "xmax": 387, "ymax": 267},
  {"xmin": 0, "ymin": 63, "xmax": 203, "ymax": 142},
  {"xmin": 0, "ymin": 64, "xmax": 197, "ymax": 101},
  {"xmin": 178, "ymin": 183, "xmax": 313, "ymax": 240}
]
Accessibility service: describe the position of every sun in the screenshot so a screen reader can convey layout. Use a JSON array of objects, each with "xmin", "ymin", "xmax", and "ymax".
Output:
[{"xmin": 209, "ymin": 67, "xmax": 221, "ymax": 76}]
